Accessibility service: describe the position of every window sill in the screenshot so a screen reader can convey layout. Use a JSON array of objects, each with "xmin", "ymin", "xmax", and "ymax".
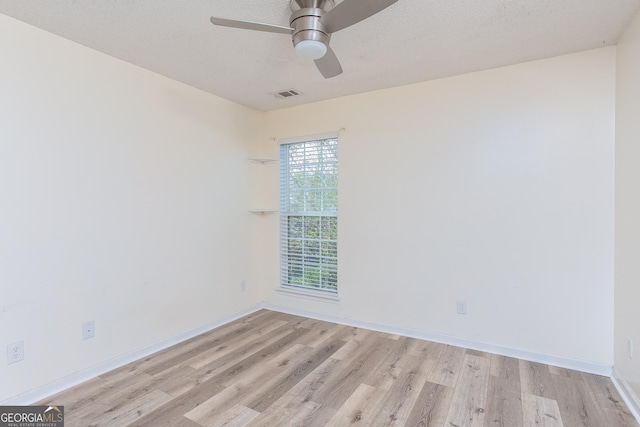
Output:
[{"xmin": 276, "ymin": 286, "xmax": 340, "ymax": 303}]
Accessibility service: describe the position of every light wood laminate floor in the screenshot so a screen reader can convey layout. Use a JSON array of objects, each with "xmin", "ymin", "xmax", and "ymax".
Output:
[{"xmin": 38, "ymin": 309, "xmax": 638, "ymax": 426}]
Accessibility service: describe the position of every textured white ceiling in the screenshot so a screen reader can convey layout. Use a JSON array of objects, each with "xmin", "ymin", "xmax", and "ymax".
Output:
[{"xmin": 1, "ymin": 0, "xmax": 639, "ymax": 111}]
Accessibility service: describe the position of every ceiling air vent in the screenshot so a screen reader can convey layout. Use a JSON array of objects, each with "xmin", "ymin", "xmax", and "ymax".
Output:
[{"xmin": 272, "ymin": 89, "xmax": 302, "ymax": 99}]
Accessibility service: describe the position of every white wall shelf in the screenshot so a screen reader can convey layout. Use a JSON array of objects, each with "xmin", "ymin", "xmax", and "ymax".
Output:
[
  {"xmin": 248, "ymin": 157, "xmax": 278, "ymax": 164},
  {"xmin": 250, "ymin": 209, "xmax": 278, "ymax": 214}
]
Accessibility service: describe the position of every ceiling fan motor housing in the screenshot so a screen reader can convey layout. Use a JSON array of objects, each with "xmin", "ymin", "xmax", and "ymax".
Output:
[{"xmin": 289, "ymin": 0, "xmax": 334, "ymax": 50}]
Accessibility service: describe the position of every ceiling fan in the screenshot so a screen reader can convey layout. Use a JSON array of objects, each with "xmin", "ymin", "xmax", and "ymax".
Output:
[{"xmin": 210, "ymin": 0, "xmax": 399, "ymax": 79}]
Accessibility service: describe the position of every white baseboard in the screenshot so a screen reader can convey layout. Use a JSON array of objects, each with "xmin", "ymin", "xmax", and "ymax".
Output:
[
  {"xmin": 263, "ymin": 302, "xmax": 613, "ymax": 377},
  {"xmin": 612, "ymin": 368, "xmax": 640, "ymax": 424},
  {"xmin": 2, "ymin": 301, "xmax": 616, "ymax": 406},
  {"xmin": 0, "ymin": 304, "xmax": 264, "ymax": 405}
]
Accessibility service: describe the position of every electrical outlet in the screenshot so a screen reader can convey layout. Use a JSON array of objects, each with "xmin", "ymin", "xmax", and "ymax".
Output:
[
  {"xmin": 628, "ymin": 338, "xmax": 634, "ymax": 359},
  {"xmin": 457, "ymin": 299, "xmax": 467, "ymax": 315},
  {"xmin": 240, "ymin": 280, "xmax": 246, "ymax": 292},
  {"xmin": 83, "ymin": 321, "xmax": 95, "ymax": 340},
  {"xmin": 7, "ymin": 341, "xmax": 24, "ymax": 364}
]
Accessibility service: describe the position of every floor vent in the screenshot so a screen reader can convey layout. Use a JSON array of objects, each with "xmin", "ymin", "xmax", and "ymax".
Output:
[{"xmin": 273, "ymin": 89, "xmax": 302, "ymax": 99}]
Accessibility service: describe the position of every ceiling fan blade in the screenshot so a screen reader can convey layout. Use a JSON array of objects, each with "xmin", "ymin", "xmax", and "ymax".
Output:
[
  {"xmin": 315, "ymin": 47, "xmax": 343, "ymax": 78},
  {"xmin": 210, "ymin": 17, "xmax": 293, "ymax": 34},
  {"xmin": 320, "ymin": 0, "xmax": 398, "ymax": 33}
]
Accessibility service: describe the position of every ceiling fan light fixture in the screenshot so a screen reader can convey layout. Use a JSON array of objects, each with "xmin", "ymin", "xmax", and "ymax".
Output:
[
  {"xmin": 211, "ymin": 0, "xmax": 399, "ymax": 78},
  {"xmin": 294, "ymin": 39, "xmax": 327, "ymax": 60}
]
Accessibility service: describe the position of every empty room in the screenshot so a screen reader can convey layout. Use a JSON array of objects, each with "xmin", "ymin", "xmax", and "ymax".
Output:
[{"xmin": 2, "ymin": 0, "xmax": 640, "ymax": 426}]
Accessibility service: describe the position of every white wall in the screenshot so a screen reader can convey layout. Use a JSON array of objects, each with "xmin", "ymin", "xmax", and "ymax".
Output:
[
  {"xmin": 615, "ymin": 9, "xmax": 640, "ymax": 403},
  {"xmin": 263, "ymin": 48, "xmax": 616, "ymax": 367},
  {"xmin": 0, "ymin": 15, "xmax": 262, "ymax": 401}
]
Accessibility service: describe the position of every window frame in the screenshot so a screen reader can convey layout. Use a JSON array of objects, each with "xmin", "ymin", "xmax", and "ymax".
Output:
[{"xmin": 279, "ymin": 133, "xmax": 338, "ymax": 295}]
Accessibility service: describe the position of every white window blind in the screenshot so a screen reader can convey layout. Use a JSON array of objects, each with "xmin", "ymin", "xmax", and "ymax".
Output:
[{"xmin": 280, "ymin": 137, "xmax": 338, "ymax": 293}]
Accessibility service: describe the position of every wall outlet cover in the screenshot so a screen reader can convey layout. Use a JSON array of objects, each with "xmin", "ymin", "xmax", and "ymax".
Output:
[
  {"xmin": 457, "ymin": 299, "xmax": 467, "ymax": 315},
  {"xmin": 83, "ymin": 321, "xmax": 95, "ymax": 340},
  {"xmin": 7, "ymin": 341, "xmax": 24, "ymax": 364}
]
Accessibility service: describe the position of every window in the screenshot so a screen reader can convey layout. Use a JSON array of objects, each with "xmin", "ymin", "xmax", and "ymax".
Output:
[{"xmin": 280, "ymin": 136, "xmax": 338, "ymax": 293}]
